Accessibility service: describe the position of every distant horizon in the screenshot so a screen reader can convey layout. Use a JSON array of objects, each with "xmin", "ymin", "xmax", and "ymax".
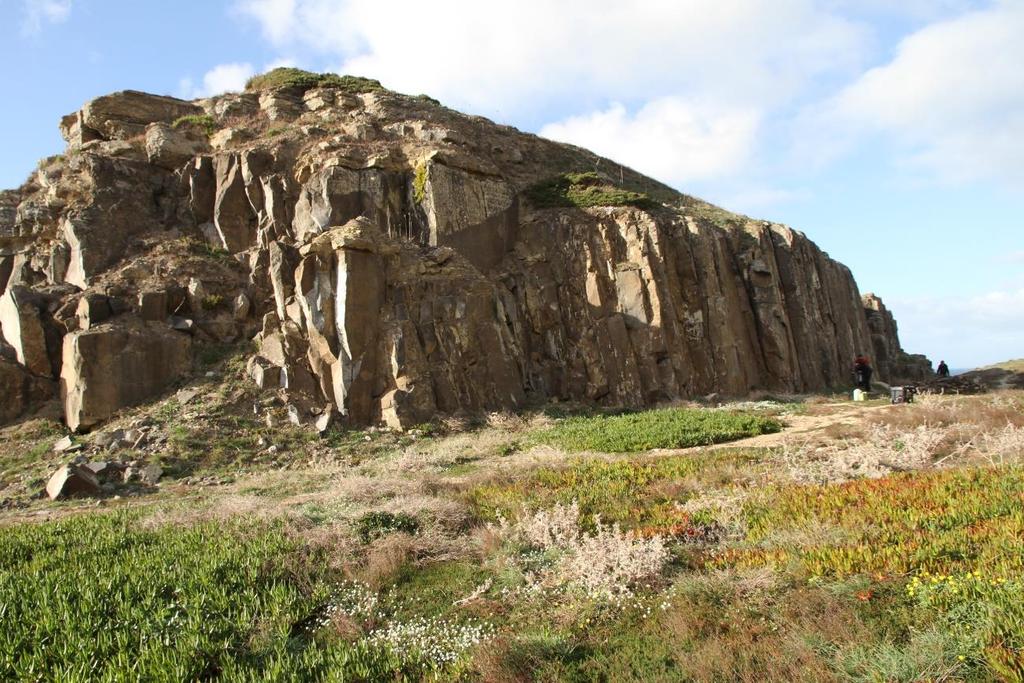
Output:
[{"xmin": 2, "ymin": 0, "xmax": 1020, "ymax": 368}]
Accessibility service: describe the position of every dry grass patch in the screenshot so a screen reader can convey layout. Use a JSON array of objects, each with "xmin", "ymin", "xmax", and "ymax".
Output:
[
  {"xmin": 780, "ymin": 392, "xmax": 1024, "ymax": 484},
  {"xmin": 353, "ymin": 533, "xmax": 418, "ymax": 589},
  {"xmin": 383, "ymin": 412, "xmax": 554, "ymax": 476},
  {"xmin": 872, "ymin": 391, "xmax": 1024, "ymax": 432}
]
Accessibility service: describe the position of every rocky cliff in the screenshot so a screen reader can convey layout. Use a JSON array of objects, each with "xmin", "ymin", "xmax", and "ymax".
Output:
[
  {"xmin": 862, "ymin": 293, "xmax": 933, "ymax": 383},
  {"xmin": 0, "ymin": 69, "xmax": 930, "ymax": 431}
]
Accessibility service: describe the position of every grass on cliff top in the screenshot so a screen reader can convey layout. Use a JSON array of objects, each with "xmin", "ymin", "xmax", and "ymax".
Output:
[
  {"xmin": 245, "ymin": 67, "xmax": 386, "ymax": 94},
  {"xmin": 525, "ymin": 171, "xmax": 659, "ymax": 210},
  {"xmin": 981, "ymin": 358, "xmax": 1024, "ymax": 373},
  {"xmin": 532, "ymin": 406, "xmax": 781, "ymax": 453}
]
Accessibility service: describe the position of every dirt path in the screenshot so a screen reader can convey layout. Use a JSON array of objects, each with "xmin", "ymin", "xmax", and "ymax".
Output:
[
  {"xmin": 652, "ymin": 401, "xmax": 898, "ymax": 457},
  {"xmin": 728, "ymin": 402, "xmax": 896, "ymax": 447}
]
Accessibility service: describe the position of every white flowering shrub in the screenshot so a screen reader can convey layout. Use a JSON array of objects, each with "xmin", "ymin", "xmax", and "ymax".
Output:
[
  {"xmin": 308, "ymin": 581, "xmax": 494, "ymax": 672},
  {"xmin": 311, "ymin": 582, "xmax": 380, "ymax": 631},
  {"xmin": 367, "ymin": 616, "xmax": 495, "ymax": 667},
  {"xmin": 493, "ymin": 501, "xmax": 670, "ymax": 601}
]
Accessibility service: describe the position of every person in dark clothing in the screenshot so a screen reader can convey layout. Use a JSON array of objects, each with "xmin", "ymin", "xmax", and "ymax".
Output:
[
  {"xmin": 937, "ymin": 360, "xmax": 950, "ymax": 378},
  {"xmin": 853, "ymin": 354, "xmax": 873, "ymax": 392}
]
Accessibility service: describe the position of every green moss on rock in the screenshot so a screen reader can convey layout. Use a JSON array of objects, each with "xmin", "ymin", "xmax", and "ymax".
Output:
[
  {"xmin": 525, "ymin": 171, "xmax": 658, "ymax": 210},
  {"xmin": 413, "ymin": 163, "xmax": 428, "ymax": 204}
]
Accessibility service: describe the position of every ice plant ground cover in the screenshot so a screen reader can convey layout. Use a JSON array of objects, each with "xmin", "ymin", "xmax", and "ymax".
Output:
[
  {"xmin": 1, "ymin": 368, "xmax": 1023, "ymax": 680},
  {"xmin": 530, "ymin": 406, "xmax": 782, "ymax": 452}
]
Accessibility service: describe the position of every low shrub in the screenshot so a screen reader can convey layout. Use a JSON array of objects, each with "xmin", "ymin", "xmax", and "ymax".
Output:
[
  {"xmin": 717, "ymin": 464, "xmax": 1024, "ymax": 578},
  {"xmin": 171, "ymin": 114, "xmax": 217, "ymax": 136},
  {"xmin": 525, "ymin": 171, "xmax": 658, "ymax": 210},
  {"xmin": 355, "ymin": 511, "xmax": 420, "ymax": 543},
  {"xmin": 413, "ymin": 162, "xmax": 428, "ymax": 204},
  {"xmin": 0, "ymin": 514, "xmax": 316, "ymax": 679},
  {"xmin": 414, "ymin": 94, "xmax": 441, "ymax": 106},
  {"xmin": 491, "ymin": 501, "xmax": 670, "ymax": 601},
  {"xmin": 311, "ymin": 579, "xmax": 494, "ymax": 674},
  {"xmin": 177, "ymin": 236, "xmax": 230, "ymax": 262},
  {"xmin": 201, "ymin": 293, "xmax": 224, "ymax": 310},
  {"xmin": 245, "ymin": 68, "xmax": 385, "ymax": 95},
  {"xmin": 0, "ymin": 513, "xmax": 497, "ymax": 680}
]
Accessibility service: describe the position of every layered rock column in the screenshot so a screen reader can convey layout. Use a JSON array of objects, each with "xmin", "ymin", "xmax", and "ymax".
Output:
[
  {"xmin": 61, "ymin": 322, "xmax": 192, "ymax": 431},
  {"xmin": 863, "ymin": 293, "xmax": 933, "ymax": 382}
]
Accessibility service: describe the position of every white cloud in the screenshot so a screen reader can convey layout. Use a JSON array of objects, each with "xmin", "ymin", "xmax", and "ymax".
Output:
[
  {"xmin": 233, "ymin": 0, "xmax": 872, "ymax": 186},
  {"xmin": 233, "ymin": 0, "xmax": 869, "ymax": 114},
  {"xmin": 180, "ymin": 62, "xmax": 256, "ymax": 99},
  {"xmin": 22, "ymin": 0, "xmax": 72, "ymax": 35},
  {"xmin": 540, "ymin": 99, "xmax": 760, "ymax": 185},
  {"xmin": 809, "ymin": 1, "xmax": 1024, "ymax": 187},
  {"xmin": 891, "ymin": 287, "xmax": 1024, "ymax": 368},
  {"xmin": 234, "ymin": 0, "xmax": 299, "ymax": 45},
  {"xmin": 1002, "ymin": 251, "xmax": 1024, "ymax": 264},
  {"xmin": 825, "ymin": 0, "xmax": 987, "ymax": 21},
  {"xmin": 231, "ymin": 0, "xmax": 1024, "ymax": 194}
]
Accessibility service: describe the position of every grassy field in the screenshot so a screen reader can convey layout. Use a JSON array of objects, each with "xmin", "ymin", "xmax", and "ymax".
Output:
[
  {"xmin": 983, "ymin": 358, "xmax": 1024, "ymax": 372},
  {"xmin": 1, "ymin": 390, "xmax": 1023, "ymax": 681}
]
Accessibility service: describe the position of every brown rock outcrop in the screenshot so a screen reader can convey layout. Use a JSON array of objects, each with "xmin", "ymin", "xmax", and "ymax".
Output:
[
  {"xmin": 0, "ymin": 70, "xmax": 930, "ymax": 430},
  {"xmin": 60, "ymin": 90, "xmax": 202, "ymax": 147},
  {"xmin": 862, "ymin": 293, "xmax": 933, "ymax": 383},
  {"xmin": 145, "ymin": 123, "xmax": 211, "ymax": 170},
  {"xmin": 61, "ymin": 321, "xmax": 192, "ymax": 431}
]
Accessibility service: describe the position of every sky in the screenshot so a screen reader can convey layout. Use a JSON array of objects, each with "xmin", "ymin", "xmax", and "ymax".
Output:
[{"xmin": 1, "ymin": 0, "xmax": 1021, "ymax": 369}]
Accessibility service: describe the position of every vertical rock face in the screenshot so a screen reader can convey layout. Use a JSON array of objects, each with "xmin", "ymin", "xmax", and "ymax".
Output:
[
  {"xmin": 251, "ymin": 206, "xmax": 889, "ymax": 428},
  {"xmin": 863, "ymin": 293, "xmax": 933, "ymax": 382},
  {"xmin": 0, "ymin": 77, "xmax": 931, "ymax": 430},
  {"xmin": 61, "ymin": 322, "xmax": 192, "ymax": 432}
]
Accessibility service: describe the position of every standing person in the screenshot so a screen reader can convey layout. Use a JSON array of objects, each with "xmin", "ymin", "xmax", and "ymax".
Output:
[
  {"xmin": 853, "ymin": 354, "xmax": 873, "ymax": 392},
  {"xmin": 937, "ymin": 360, "xmax": 950, "ymax": 378}
]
